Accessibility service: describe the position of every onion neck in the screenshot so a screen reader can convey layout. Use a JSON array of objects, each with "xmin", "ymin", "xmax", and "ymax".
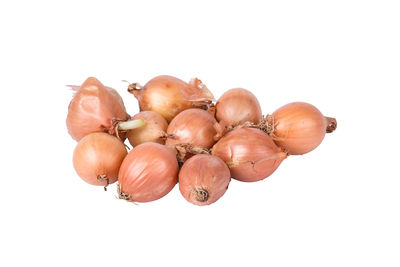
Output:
[
  {"xmin": 118, "ymin": 119, "xmax": 146, "ymax": 131},
  {"xmin": 175, "ymin": 144, "xmax": 210, "ymax": 163},
  {"xmin": 127, "ymin": 83, "xmax": 143, "ymax": 98},
  {"xmin": 325, "ymin": 117, "xmax": 337, "ymax": 133}
]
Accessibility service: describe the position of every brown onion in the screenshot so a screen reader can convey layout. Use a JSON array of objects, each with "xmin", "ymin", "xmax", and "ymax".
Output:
[
  {"xmin": 179, "ymin": 154, "xmax": 230, "ymax": 206},
  {"xmin": 166, "ymin": 109, "xmax": 220, "ymax": 158},
  {"xmin": 118, "ymin": 143, "xmax": 179, "ymax": 203},
  {"xmin": 66, "ymin": 77, "xmax": 145, "ymax": 141},
  {"xmin": 128, "ymin": 75, "xmax": 214, "ymax": 122},
  {"xmin": 268, "ymin": 102, "xmax": 337, "ymax": 155},
  {"xmin": 212, "ymin": 128, "xmax": 286, "ymax": 182},
  {"xmin": 215, "ymin": 88, "xmax": 262, "ymax": 128},
  {"xmin": 73, "ymin": 132, "xmax": 127, "ymax": 189},
  {"xmin": 126, "ymin": 111, "xmax": 168, "ymax": 147}
]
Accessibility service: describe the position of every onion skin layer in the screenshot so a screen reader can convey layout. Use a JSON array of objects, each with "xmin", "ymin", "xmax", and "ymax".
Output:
[
  {"xmin": 215, "ymin": 88, "xmax": 262, "ymax": 127},
  {"xmin": 127, "ymin": 111, "xmax": 168, "ymax": 147},
  {"xmin": 66, "ymin": 77, "xmax": 129, "ymax": 141},
  {"xmin": 179, "ymin": 154, "xmax": 230, "ymax": 206},
  {"xmin": 73, "ymin": 132, "xmax": 127, "ymax": 186},
  {"xmin": 118, "ymin": 143, "xmax": 179, "ymax": 203},
  {"xmin": 212, "ymin": 128, "xmax": 286, "ymax": 182},
  {"xmin": 272, "ymin": 102, "xmax": 328, "ymax": 155},
  {"xmin": 166, "ymin": 109, "xmax": 218, "ymax": 149},
  {"xmin": 129, "ymin": 75, "xmax": 213, "ymax": 122}
]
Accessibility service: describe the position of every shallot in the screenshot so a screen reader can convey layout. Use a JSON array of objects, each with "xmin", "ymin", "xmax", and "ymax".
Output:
[
  {"xmin": 128, "ymin": 75, "xmax": 214, "ymax": 122},
  {"xmin": 212, "ymin": 128, "xmax": 286, "ymax": 182},
  {"xmin": 265, "ymin": 102, "xmax": 337, "ymax": 155},
  {"xmin": 118, "ymin": 143, "xmax": 179, "ymax": 202},
  {"xmin": 179, "ymin": 154, "xmax": 230, "ymax": 206},
  {"xmin": 73, "ymin": 132, "xmax": 127, "ymax": 189}
]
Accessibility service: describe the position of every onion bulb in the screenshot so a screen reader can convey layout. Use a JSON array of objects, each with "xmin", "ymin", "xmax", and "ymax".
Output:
[
  {"xmin": 73, "ymin": 132, "xmax": 127, "ymax": 189},
  {"xmin": 215, "ymin": 88, "xmax": 262, "ymax": 128},
  {"xmin": 128, "ymin": 75, "xmax": 214, "ymax": 122},
  {"xmin": 212, "ymin": 128, "xmax": 286, "ymax": 182},
  {"xmin": 66, "ymin": 77, "xmax": 145, "ymax": 141},
  {"xmin": 127, "ymin": 111, "xmax": 168, "ymax": 147},
  {"xmin": 268, "ymin": 102, "xmax": 337, "ymax": 155},
  {"xmin": 166, "ymin": 109, "xmax": 221, "ymax": 160},
  {"xmin": 179, "ymin": 154, "xmax": 230, "ymax": 206},
  {"xmin": 118, "ymin": 143, "xmax": 179, "ymax": 203}
]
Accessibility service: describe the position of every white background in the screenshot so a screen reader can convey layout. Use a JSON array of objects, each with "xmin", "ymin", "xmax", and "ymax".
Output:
[{"xmin": 1, "ymin": 0, "xmax": 399, "ymax": 266}]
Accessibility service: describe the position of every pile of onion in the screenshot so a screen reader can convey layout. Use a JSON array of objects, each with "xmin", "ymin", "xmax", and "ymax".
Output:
[
  {"xmin": 128, "ymin": 75, "xmax": 214, "ymax": 122},
  {"xmin": 259, "ymin": 102, "xmax": 337, "ymax": 155},
  {"xmin": 73, "ymin": 132, "xmax": 127, "ymax": 190},
  {"xmin": 66, "ymin": 77, "xmax": 145, "ymax": 141},
  {"xmin": 212, "ymin": 128, "xmax": 287, "ymax": 182},
  {"xmin": 68, "ymin": 75, "xmax": 338, "ymax": 206},
  {"xmin": 126, "ymin": 111, "xmax": 168, "ymax": 147},
  {"xmin": 179, "ymin": 154, "xmax": 231, "ymax": 206},
  {"xmin": 215, "ymin": 88, "xmax": 262, "ymax": 128},
  {"xmin": 118, "ymin": 143, "xmax": 179, "ymax": 203}
]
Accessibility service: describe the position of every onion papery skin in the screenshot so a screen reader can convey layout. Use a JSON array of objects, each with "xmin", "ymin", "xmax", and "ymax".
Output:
[
  {"xmin": 66, "ymin": 77, "xmax": 129, "ymax": 141},
  {"xmin": 166, "ymin": 109, "xmax": 218, "ymax": 149},
  {"xmin": 106, "ymin": 86, "xmax": 126, "ymax": 111},
  {"xmin": 215, "ymin": 88, "xmax": 262, "ymax": 127},
  {"xmin": 212, "ymin": 128, "xmax": 286, "ymax": 182},
  {"xmin": 271, "ymin": 102, "xmax": 328, "ymax": 155},
  {"xmin": 127, "ymin": 111, "xmax": 168, "ymax": 147},
  {"xmin": 73, "ymin": 132, "xmax": 127, "ymax": 186},
  {"xmin": 129, "ymin": 75, "xmax": 214, "ymax": 122},
  {"xmin": 179, "ymin": 154, "xmax": 230, "ymax": 206},
  {"xmin": 118, "ymin": 143, "xmax": 179, "ymax": 203}
]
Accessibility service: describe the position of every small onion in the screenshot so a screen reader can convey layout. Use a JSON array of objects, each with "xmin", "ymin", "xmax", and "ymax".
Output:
[
  {"xmin": 215, "ymin": 88, "xmax": 262, "ymax": 127},
  {"xmin": 66, "ymin": 77, "xmax": 144, "ymax": 141},
  {"xmin": 128, "ymin": 75, "xmax": 214, "ymax": 122},
  {"xmin": 127, "ymin": 111, "xmax": 168, "ymax": 147},
  {"xmin": 166, "ymin": 108, "xmax": 219, "ymax": 150},
  {"xmin": 179, "ymin": 154, "xmax": 230, "ymax": 206},
  {"xmin": 118, "ymin": 143, "xmax": 179, "ymax": 203},
  {"xmin": 212, "ymin": 128, "xmax": 286, "ymax": 182},
  {"xmin": 270, "ymin": 102, "xmax": 337, "ymax": 155},
  {"xmin": 73, "ymin": 132, "xmax": 127, "ymax": 188}
]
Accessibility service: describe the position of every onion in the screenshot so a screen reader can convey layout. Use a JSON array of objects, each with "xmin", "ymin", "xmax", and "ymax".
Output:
[
  {"xmin": 118, "ymin": 143, "xmax": 179, "ymax": 203},
  {"xmin": 166, "ymin": 109, "xmax": 221, "ymax": 161},
  {"xmin": 212, "ymin": 128, "xmax": 286, "ymax": 182},
  {"xmin": 128, "ymin": 75, "xmax": 214, "ymax": 122},
  {"xmin": 267, "ymin": 102, "xmax": 337, "ymax": 155},
  {"xmin": 215, "ymin": 88, "xmax": 262, "ymax": 128},
  {"xmin": 126, "ymin": 111, "xmax": 168, "ymax": 147},
  {"xmin": 73, "ymin": 132, "xmax": 127, "ymax": 189},
  {"xmin": 179, "ymin": 154, "xmax": 230, "ymax": 206},
  {"xmin": 66, "ymin": 77, "xmax": 145, "ymax": 141}
]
